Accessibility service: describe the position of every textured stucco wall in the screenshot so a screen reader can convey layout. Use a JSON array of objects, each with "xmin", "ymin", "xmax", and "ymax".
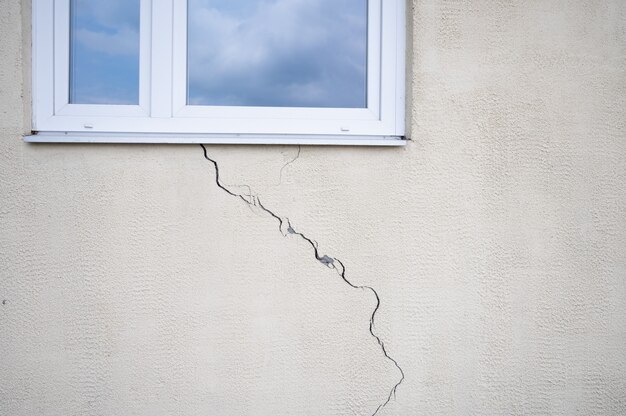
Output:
[{"xmin": 1, "ymin": 1, "xmax": 625, "ymax": 415}]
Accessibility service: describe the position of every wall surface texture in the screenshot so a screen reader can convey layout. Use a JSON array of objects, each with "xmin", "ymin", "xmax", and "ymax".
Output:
[{"xmin": 1, "ymin": 1, "xmax": 625, "ymax": 415}]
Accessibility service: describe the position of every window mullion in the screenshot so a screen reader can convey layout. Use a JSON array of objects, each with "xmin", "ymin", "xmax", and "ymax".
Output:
[
  {"xmin": 150, "ymin": 0, "xmax": 174, "ymax": 118},
  {"xmin": 138, "ymin": 0, "xmax": 153, "ymax": 115},
  {"xmin": 171, "ymin": 0, "xmax": 188, "ymax": 115}
]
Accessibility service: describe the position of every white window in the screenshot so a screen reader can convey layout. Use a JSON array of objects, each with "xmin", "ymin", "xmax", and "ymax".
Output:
[{"xmin": 29, "ymin": 0, "xmax": 406, "ymax": 145}]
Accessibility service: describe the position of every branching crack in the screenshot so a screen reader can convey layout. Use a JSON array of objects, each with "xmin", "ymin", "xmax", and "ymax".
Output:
[
  {"xmin": 274, "ymin": 146, "xmax": 301, "ymax": 187},
  {"xmin": 200, "ymin": 144, "xmax": 404, "ymax": 415}
]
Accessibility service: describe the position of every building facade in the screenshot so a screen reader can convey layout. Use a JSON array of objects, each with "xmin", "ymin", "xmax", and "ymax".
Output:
[{"xmin": 1, "ymin": 1, "xmax": 625, "ymax": 415}]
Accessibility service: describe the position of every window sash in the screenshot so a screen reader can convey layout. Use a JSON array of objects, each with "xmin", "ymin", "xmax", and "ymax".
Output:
[
  {"xmin": 52, "ymin": 0, "xmax": 151, "ymax": 118},
  {"xmin": 171, "ymin": 0, "xmax": 382, "ymax": 121}
]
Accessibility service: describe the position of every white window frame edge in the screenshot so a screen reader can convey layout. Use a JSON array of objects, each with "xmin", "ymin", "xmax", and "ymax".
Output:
[{"xmin": 27, "ymin": 0, "xmax": 407, "ymax": 146}]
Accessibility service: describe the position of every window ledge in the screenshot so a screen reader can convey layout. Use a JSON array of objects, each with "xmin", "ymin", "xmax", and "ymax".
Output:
[{"xmin": 24, "ymin": 133, "xmax": 407, "ymax": 146}]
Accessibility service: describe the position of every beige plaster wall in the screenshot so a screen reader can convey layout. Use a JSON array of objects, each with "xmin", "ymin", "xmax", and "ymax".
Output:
[{"xmin": 1, "ymin": 1, "xmax": 625, "ymax": 415}]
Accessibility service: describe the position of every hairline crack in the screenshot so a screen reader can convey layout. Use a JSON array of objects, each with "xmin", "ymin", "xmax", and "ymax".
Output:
[{"xmin": 200, "ymin": 144, "xmax": 404, "ymax": 415}]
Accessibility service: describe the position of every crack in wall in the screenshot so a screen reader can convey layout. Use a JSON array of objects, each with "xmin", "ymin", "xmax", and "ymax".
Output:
[
  {"xmin": 200, "ymin": 144, "xmax": 404, "ymax": 416},
  {"xmin": 274, "ymin": 146, "xmax": 301, "ymax": 187}
]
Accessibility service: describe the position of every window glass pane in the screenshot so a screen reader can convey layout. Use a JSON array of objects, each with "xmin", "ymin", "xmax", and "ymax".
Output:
[
  {"xmin": 70, "ymin": 0, "xmax": 140, "ymax": 105},
  {"xmin": 187, "ymin": 0, "xmax": 367, "ymax": 108}
]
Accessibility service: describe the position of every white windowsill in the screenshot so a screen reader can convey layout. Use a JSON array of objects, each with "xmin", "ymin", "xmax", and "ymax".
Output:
[{"xmin": 24, "ymin": 132, "xmax": 408, "ymax": 146}]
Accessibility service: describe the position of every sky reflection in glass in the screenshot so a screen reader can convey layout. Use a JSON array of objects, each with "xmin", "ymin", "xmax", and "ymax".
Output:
[
  {"xmin": 70, "ymin": 0, "xmax": 140, "ymax": 105},
  {"xmin": 187, "ymin": 0, "xmax": 368, "ymax": 108}
]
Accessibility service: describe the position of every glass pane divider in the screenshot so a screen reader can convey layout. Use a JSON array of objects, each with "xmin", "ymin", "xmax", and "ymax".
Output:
[{"xmin": 150, "ymin": 0, "xmax": 175, "ymax": 117}]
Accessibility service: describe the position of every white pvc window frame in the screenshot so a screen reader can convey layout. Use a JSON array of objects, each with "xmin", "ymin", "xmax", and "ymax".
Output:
[{"xmin": 29, "ymin": 0, "xmax": 406, "ymax": 146}]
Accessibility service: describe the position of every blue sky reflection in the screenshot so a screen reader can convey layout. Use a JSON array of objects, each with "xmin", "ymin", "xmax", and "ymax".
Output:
[
  {"xmin": 69, "ymin": 0, "xmax": 367, "ymax": 108},
  {"xmin": 70, "ymin": 0, "xmax": 140, "ymax": 105},
  {"xmin": 187, "ymin": 0, "xmax": 368, "ymax": 108}
]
